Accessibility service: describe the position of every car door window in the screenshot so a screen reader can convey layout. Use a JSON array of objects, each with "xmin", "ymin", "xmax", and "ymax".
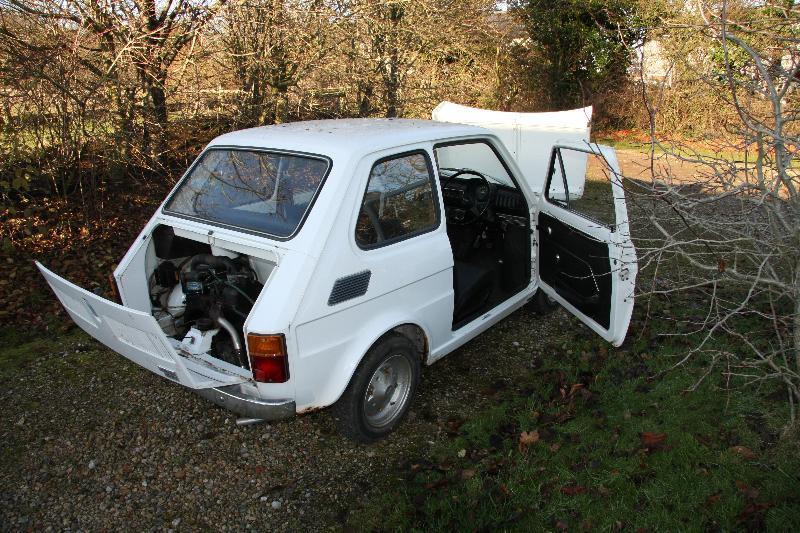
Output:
[
  {"xmin": 546, "ymin": 147, "xmax": 618, "ymax": 229},
  {"xmin": 355, "ymin": 151, "xmax": 439, "ymax": 248}
]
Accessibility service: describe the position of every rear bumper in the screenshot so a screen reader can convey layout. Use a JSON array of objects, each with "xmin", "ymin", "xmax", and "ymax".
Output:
[{"xmin": 195, "ymin": 384, "xmax": 296, "ymax": 421}]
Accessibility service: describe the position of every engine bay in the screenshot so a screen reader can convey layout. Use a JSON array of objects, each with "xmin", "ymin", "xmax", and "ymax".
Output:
[{"xmin": 148, "ymin": 225, "xmax": 265, "ymax": 369}]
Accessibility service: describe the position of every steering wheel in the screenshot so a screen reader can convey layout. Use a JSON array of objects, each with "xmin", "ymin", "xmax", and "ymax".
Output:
[
  {"xmin": 442, "ymin": 169, "xmax": 493, "ymax": 226},
  {"xmin": 361, "ymin": 203, "xmax": 386, "ymax": 243}
]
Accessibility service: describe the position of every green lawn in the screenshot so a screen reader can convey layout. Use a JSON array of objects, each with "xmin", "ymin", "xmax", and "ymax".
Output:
[{"xmin": 350, "ymin": 298, "xmax": 800, "ymax": 531}]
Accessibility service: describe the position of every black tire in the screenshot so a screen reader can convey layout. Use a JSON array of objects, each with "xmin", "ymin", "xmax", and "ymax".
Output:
[
  {"xmin": 332, "ymin": 334, "xmax": 421, "ymax": 443},
  {"xmin": 528, "ymin": 288, "xmax": 559, "ymax": 315}
]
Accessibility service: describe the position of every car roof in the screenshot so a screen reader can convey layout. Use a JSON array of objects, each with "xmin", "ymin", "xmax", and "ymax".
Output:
[{"xmin": 206, "ymin": 118, "xmax": 491, "ymax": 158}]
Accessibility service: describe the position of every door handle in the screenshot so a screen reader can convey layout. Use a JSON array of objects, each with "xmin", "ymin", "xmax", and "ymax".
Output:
[
  {"xmin": 546, "ymin": 226, "xmax": 552, "ymax": 236},
  {"xmin": 555, "ymin": 253, "xmax": 560, "ymax": 263}
]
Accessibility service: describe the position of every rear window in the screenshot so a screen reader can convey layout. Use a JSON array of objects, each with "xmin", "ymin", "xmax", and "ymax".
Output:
[{"xmin": 164, "ymin": 149, "xmax": 330, "ymax": 238}]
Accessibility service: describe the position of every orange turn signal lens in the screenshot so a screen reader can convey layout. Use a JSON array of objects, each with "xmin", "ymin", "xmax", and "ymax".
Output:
[{"xmin": 247, "ymin": 334, "xmax": 289, "ymax": 383}]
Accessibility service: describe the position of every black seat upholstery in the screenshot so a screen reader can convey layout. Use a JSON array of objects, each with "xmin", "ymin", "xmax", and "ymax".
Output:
[{"xmin": 452, "ymin": 259, "xmax": 494, "ymax": 325}]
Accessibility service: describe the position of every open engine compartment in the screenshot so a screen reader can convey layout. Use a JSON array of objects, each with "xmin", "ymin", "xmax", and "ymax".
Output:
[{"xmin": 144, "ymin": 225, "xmax": 269, "ymax": 370}]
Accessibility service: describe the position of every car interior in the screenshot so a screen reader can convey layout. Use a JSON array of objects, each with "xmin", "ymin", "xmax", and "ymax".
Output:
[{"xmin": 434, "ymin": 141, "xmax": 532, "ymax": 329}]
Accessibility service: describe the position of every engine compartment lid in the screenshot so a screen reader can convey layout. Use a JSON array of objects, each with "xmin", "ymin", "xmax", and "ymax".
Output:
[{"xmin": 36, "ymin": 261, "xmax": 250, "ymax": 390}]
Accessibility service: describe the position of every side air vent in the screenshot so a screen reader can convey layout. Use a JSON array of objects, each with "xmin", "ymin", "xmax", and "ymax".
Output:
[{"xmin": 328, "ymin": 270, "xmax": 372, "ymax": 306}]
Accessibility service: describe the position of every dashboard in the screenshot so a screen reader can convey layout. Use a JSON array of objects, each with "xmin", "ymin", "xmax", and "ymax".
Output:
[{"xmin": 442, "ymin": 176, "xmax": 528, "ymax": 226}]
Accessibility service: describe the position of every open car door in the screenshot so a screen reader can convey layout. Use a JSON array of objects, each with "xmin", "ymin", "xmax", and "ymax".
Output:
[{"xmin": 536, "ymin": 143, "xmax": 637, "ymax": 346}]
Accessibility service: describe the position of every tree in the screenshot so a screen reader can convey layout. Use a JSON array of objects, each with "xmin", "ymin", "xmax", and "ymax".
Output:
[
  {"xmin": 633, "ymin": 0, "xmax": 800, "ymax": 425},
  {"xmin": 220, "ymin": 0, "xmax": 332, "ymax": 126},
  {"xmin": 510, "ymin": 0, "xmax": 647, "ymax": 110},
  {"xmin": 336, "ymin": 0, "xmax": 499, "ymax": 118},
  {"xmin": 1, "ymin": 0, "xmax": 225, "ymax": 170}
]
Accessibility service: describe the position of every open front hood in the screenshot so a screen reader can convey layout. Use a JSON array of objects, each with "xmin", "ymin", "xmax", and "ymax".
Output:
[{"xmin": 432, "ymin": 102, "xmax": 593, "ymax": 196}]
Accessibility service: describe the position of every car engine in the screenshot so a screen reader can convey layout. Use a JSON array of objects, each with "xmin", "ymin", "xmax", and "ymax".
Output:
[{"xmin": 150, "ymin": 253, "xmax": 263, "ymax": 368}]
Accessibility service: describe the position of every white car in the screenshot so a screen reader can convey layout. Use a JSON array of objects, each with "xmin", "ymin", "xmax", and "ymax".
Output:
[{"xmin": 37, "ymin": 103, "xmax": 637, "ymax": 441}]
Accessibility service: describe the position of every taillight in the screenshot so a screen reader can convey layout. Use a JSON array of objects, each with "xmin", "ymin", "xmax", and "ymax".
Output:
[
  {"xmin": 108, "ymin": 273, "xmax": 121, "ymax": 304},
  {"xmin": 247, "ymin": 334, "xmax": 289, "ymax": 383}
]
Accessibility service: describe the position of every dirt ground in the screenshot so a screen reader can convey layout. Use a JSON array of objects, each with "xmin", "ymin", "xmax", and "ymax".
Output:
[{"xmin": 0, "ymin": 303, "xmax": 579, "ymax": 531}]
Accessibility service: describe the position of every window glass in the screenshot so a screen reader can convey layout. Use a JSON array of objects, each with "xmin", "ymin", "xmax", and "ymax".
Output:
[
  {"xmin": 165, "ymin": 149, "xmax": 329, "ymax": 238},
  {"xmin": 356, "ymin": 152, "xmax": 438, "ymax": 247},
  {"xmin": 434, "ymin": 141, "xmax": 514, "ymax": 186},
  {"xmin": 546, "ymin": 148, "xmax": 617, "ymax": 228}
]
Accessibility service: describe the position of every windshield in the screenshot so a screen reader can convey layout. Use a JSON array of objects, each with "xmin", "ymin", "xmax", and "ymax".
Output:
[
  {"xmin": 164, "ymin": 149, "xmax": 330, "ymax": 238},
  {"xmin": 434, "ymin": 141, "xmax": 515, "ymax": 187}
]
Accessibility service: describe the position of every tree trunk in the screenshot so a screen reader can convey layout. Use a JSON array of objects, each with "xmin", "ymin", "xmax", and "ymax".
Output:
[
  {"xmin": 795, "ymin": 277, "xmax": 800, "ymax": 391},
  {"xmin": 149, "ymin": 81, "xmax": 168, "ymax": 127},
  {"xmin": 385, "ymin": 44, "xmax": 400, "ymax": 118},
  {"xmin": 358, "ymin": 82, "xmax": 373, "ymax": 117}
]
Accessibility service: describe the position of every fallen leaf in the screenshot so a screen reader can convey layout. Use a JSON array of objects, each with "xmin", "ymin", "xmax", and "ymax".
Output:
[
  {"xmin": 737, "ymin": 502, "xmax": 772, "ymax": 524},
  {"xmin": 729, "ymin": 446, "xmax": 756, "ymax": 459},
  {"xmin": 561, "ymin": 485, "xmax": 589, "ymax": 496},
  {"xmin": 460, "ymin": 469, "xmax": 475, "ymax": 480},
  {"xmin": 423, "ymin": 478, "xmax": 449, "ymax": 490},
  {"xmin": 568, "ymin": 383, "xmax": 584, "ymax": 396},
  {"xmin": 519, "ymin": 430, "xmax": 540, "ymax": 453},
  {"xmin": 705, "ymin": 492, "xmax": 722, "ymax": 506},
  {"xmin": 555, "ymin": 520, "xmax": 569, "ymax": 531},
  {"xmin": 735, "ymin": 480, "xmax": 760, "ymax": 500},
  {"xmin": 640, "ymin": 432, "xmax": 667, "ymax": 449}
]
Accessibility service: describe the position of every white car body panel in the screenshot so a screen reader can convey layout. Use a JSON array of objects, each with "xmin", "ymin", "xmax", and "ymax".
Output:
[
  {"xmin": 38, "ymin": 110, "xmax": 637, "ymax": 420},
  {"xmin": 37, "ymin": 261, "xmax": 248, "ymax": 389},
  {"xmin": 432, "ymin": 101, "xmax": 592, "ymax": 198}
]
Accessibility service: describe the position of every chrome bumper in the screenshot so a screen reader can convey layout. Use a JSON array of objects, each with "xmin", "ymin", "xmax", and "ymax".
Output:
[{"xmin": 195, "ymin": 384, "xmax": 295, "ymax": 421}]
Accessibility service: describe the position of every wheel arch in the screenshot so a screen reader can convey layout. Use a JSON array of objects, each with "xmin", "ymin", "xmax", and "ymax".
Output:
[{"xmin": 300, "ymin": 318, "xmax": 430, "ymax": 413}]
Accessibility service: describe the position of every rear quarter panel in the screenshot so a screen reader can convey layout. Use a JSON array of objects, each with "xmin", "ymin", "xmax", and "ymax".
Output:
[{"xmin": 289, "ymin": 144, "xmax": 454, "ymax": 412}]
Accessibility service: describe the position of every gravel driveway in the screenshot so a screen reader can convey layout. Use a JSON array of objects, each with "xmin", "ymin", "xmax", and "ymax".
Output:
[{"xmin": 0, "ymin": 306, "xmax": 570, "ymax": 531}]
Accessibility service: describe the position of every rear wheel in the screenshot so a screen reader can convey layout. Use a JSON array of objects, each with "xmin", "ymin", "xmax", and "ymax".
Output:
[{"xmin": 333, "ymin": 334, "xmax": 420, "ymax": 442}]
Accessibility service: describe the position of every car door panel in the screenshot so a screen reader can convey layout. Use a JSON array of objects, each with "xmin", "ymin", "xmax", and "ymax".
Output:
[
  {"xmin": 538, "ymin": 212, "xmax": 612, "ymax": 329},
  {"xmin": 536, "ymin": 143, "xmax": 637, "ymax": 346}
]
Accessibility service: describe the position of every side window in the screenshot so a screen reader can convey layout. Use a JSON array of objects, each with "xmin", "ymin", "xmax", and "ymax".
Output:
[
  {"xmin": 546, "ymin": 147, "xmax": 617, "ymax": 228},
  {"xmin": 356, "ymin": 151, "xmax": 439, "ymax": 248}
]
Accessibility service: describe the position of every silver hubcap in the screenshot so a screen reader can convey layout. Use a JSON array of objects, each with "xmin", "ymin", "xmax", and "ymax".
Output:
[{"xmin": 363, "ymin": 354, "xmax": 412, "ymax": 429}]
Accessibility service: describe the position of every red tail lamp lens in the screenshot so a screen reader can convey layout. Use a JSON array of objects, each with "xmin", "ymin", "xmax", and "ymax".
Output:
[{"xmin": 247, "ymin": 334, "xmax": 289, "ymax": 383}]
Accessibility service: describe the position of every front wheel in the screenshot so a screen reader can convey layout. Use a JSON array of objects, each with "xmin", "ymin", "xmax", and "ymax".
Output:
[{"xmin": 332, "ymin": 334, "xmax": 420, "ymax": 442}]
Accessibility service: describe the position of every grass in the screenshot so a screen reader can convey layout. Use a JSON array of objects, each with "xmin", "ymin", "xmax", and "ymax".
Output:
[
  {"xmin": 0, "ymin": 327, "xmax": 76, "ymax": 379},
  {"xmin": 594, "ymin": 132, "xmax": 800, "ymax": 169},
  {"xmin": 0, "ymin": 326, "xmax": 120, "ymax": 383},
  {"xmin": 349, "ymin": 299, "xmax": 800, "ymax": 531}
]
